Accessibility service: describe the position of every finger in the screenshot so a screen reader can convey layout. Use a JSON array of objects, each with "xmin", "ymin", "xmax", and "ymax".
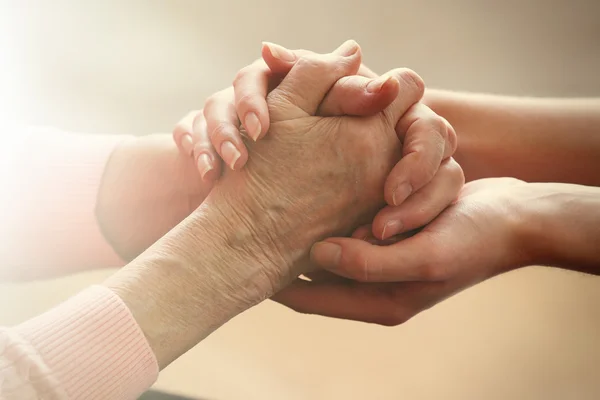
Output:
[
  {"xmin": 190, "ymin": 112, "xmax": 221, "ymax": 182},
  {"xmin": 262, "ymin": 43, "xmax": 388, "ymax": 117},
  {"xmin": 318, "ymin": 74, "xmax": 399, "ymax": 116},
  {"xmin": 233, "ymin": 59, "xmax": 273, "ymax": 141},
  {"xmin": 261, "ymin": 42, "xmax": 298, "ymax": 74},
  {"xmin": 172, "ymin": 110, "xmax": 200, "ymax": 157},
  {"xmin": 272, "ymin": 279, "xmax": 403, "ymax": 325},
  {"xmin": 352, "ymin": 224, "xmax": 373, "ymax": 240},
  {"xmin": 310, "ymin": 234, "xmax": 445, "ymax": 282},
  {"xmin": 382, "ymin": 68, "xmax": 426, "ymax": 127},
  {"xmin": 261, "ymin": 41, "xmax": 355, "ymax": 75},
  {"xmin": 373, "ymin": 158, "xmax": 464, "ymax": 239},
  {"xmin": 266, "ymin": 40, "xmax": 362, "ymax": 121},
  {"xmin": 203, "ymin": 88, "xmax": 248, "ymax": 170},
  {"xmin": 385, "ymin": 103, "xmax": 456, "ymax": 206}
]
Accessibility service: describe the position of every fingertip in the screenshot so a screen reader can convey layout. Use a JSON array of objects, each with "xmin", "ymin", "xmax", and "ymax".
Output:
[
  {"xmin": 262, "ymin": 42, "xmax": 296, "ymax": 73},
  {"xmin": 310, "ymin": 240, "xmax": 343, "ymax": 270},
  {"xmin": 387, "ymin": 181, "xmax": 412, "ymax": 207},
  {"xmin": 333, "ymin": 39, "xmax": 360, "ymax": 56}
]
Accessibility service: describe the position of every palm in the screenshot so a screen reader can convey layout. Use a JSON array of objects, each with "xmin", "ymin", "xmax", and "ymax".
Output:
[{"xmin": 274, "ymin": 178, "xmax": 527, "ymax": 325}]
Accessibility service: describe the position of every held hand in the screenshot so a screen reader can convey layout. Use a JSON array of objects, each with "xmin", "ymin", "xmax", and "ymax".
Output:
[
  {"xmin": 274, "ymin": 178, "xmax": 540, "ymax": 325},
  {"xmin": 174, "ymin": 41, "xmax": 460, "ymax": 241},
  {"xmin": 200, "ymin": 41, "xmax": 426, "ymax": 294},
  {"xmin": 172, "ymin": 41, "xmax": 398, "ymax": 175}
]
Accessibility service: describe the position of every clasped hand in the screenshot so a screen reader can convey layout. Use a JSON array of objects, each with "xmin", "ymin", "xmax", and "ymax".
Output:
[{"xmin": 172, "ymin": 40, "xmax": 529, "ymax": 326}]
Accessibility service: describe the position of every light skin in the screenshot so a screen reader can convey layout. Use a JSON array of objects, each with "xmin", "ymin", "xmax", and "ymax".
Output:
[
  {"xmin": 175, "ymin": 41, "xmax": 461, "ymax": 241},
  {"xmin": 105, "ymin": 41, "xmax": 434, "ymax": 368},
  {"xmin": 96, "ymin": 133, "xmax": 215, "ymax": 261},
  {"xmin": 175, "ymin": 42, "xmax": 600, "ymax": 326}
]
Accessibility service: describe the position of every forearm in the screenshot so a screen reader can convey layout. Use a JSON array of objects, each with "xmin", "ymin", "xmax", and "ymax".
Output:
[
  {"xmin": 423, "ymin": 90, "xmax": 600, "ymax": 185},
  {"xmin": 521, "ymin": 183, "xmax": 600, "ymax": 273},
  {"xmin": 0, "ymin": 127, "xmax": 125, "ymax": 280},
  {"xmin": 104, "ymin": 192, "xmax": 280, "ymax": 369}
]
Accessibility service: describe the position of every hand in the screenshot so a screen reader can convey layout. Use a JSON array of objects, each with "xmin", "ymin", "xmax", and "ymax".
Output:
[
  {"xmin": 172, "ymin": 41, "xmax": 398, "ymax": 175},
  {"xmin": 197, "ymin": 41, "xmax": 428, "ymax": 294},
  {"xmin": 96, "ymin": 133, "xmax": 215, "ymax": 261},
  {"xmin": 273, "ymin": 178, "xmax": 544, "ymax": 326},
  {"xmin": 175, "ymin": 41, "xmax": 461, "ymax": 242}
]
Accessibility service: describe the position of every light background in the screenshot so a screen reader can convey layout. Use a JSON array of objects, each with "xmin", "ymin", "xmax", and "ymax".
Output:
[{"xmin": 1, "ymin": 1, "xmax": 600, "ymax": 399}]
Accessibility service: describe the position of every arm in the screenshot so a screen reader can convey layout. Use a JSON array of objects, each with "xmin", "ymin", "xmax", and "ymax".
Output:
[
  {"xmin": 0, "ymin": 128, "xmax": 212, "ymax": 281},
  {"xmin": 285, "ymin": 179, "xmax": 600, "ymax": 326},
  {"xmin": 522, "ymin": 182, "xmax": 600, "ymax": 273},
  {"xmin": 0, "ymin": 127, "xmax": 126, "ymax": 280},
  {"xmin": 423, "ymin": 90, "xmax": 600, "ymax": 185},
  {"xmin": 1, "ymin": 43, "xmax": 412, "ymax": 398}
]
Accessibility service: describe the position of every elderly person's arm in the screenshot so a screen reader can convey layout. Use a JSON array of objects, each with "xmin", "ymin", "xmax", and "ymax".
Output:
[
  {"xmin": 0, "ymin": 41, "xmax": 419, "ymax": 399},
  {"xmin": 0, "ymin": 127, "xmax": 213, "ymax": 281}
]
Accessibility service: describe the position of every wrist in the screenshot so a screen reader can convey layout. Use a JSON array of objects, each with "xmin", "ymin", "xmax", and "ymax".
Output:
[
  {"xmin": 104, "ymin": 193, "xmax": 283, "ymax": 368},
  {"xmin": 514, "ymin": 183, "xmax": 600, "ymax": 273}
]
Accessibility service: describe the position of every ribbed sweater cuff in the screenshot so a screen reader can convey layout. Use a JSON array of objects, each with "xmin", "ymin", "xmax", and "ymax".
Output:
[{"xmin": 15, "ymin": 285, "xmax": 158, "ymax": 400}]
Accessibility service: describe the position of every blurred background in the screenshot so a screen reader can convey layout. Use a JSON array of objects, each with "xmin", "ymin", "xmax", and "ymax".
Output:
[{"xmin": 1, "ymin": 0, "xmax": 600, "ymax": 399}]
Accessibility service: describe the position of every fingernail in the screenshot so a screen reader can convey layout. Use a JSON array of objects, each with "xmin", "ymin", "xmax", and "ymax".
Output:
[
  {"xmin": 366, "ymin": 75, "xmax": 393, "ymax": 93},
  {"xmin": 244, "ymin": 112, "xmax": 262, "ymax": 141},
  {"xmin": 221, "ymin": 141, "xmax": 241, "ymax": 170},
  {"xmin": 334, "ymin": 40, "xmax": 359, "ymax": 57},
  {"xmin": 392, "ymin": 183, "xmax": 412, "ymax": 206},
  {"xmin": 264, "ymin": 42, "xmax": 296, "ymax": 62},
  {"xmin": 181, "ymin": 133, "xmax": 194, "ymax": 156},
  {"xmin": 197, "ymin": 153, "xmax": 213, "ymax": 181},
  {"xmin": 381, "ymin": 220, "xmax": 402, "ymax": 240},
  {"xmin": 311, "ymin": 242, "xmax": 341, "ymax": 270}
]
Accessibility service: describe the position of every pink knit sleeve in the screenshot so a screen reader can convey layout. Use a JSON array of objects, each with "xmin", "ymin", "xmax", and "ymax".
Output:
[
  {"xmin": 0, "ymin": 126, "xmax": 127, "ymax": 281},
  {"xmin": 0, "ymin": 285, "xmax": 158, "ymax": 399}
]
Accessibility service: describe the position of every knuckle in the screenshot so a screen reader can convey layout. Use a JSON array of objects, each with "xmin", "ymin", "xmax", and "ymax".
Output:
[
  {"xmin": 193, "ymin": 141, "xmax": 214, "ymax": 156},
  {"xmin": 172, "ymin": 123, "xmax": 187, "ymax": 140},
  {"xmin": 210, "ymin": 121, "xmax": 233, "ymax": 141},
  {"xmin": 192, "ymin": 111, "xmax": 205, "ymax": 127},
  {"xmin": 297, "ymin": 54, "xmax": 327, "ymax": 71},
  {"xmin": 233, "ymin": 63, "xmax": 264, "ymax": 87},
  {"xmin": 419, "ymin": 258, "xmax": 447, "ymax": 281},
  {"xmin": 443, "ymin": 118, "xmax": 458, "ymax": 154},
  {"xmin": 447, "ymin": 159, "xmax": 466, "ymax": 186},
  {"xmin": 236, "ymin": 92, "xmax": 257, "ymax": 111},
  {"xmin": 204, "ymin": 93, "xmax": 219, "ymax": 110},
  {"xmin": 232, "ymin": 66, "xmax": 249, "ymax": 86}
]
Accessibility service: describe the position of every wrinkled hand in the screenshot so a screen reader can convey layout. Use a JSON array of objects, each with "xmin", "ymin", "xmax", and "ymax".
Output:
[
  {"xmin": 198, "ymin": 41, "xmax": 426, "ymax": 293},
  {"xmin": 174, "ymin": 41, "xmax": 461, "ymax": 242},
  {"xmin": 274, "ymin": 178, "xmax": 537, "ymax": 325}
]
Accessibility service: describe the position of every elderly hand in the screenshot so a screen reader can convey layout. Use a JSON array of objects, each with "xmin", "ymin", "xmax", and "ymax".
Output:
[
  {"xmin": 174, "ymin": 41, "xmax": 460, "ymax": 242},
  {"xmin": 195, "ymin": 41, "xmax": 431, "ymax": 294}
]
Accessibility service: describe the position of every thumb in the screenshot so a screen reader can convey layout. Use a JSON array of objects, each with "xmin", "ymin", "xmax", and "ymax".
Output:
[
  {"xmin": 310, "ymin": 234, "xmax": 440, "ymax": 282},
  {"xmin": 318, "ymin": 74, "xmax": 400, "ymax": 116},
  {"xmin": 266, "ymin": 40, "xmax": 362, "ymax": 121}
]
